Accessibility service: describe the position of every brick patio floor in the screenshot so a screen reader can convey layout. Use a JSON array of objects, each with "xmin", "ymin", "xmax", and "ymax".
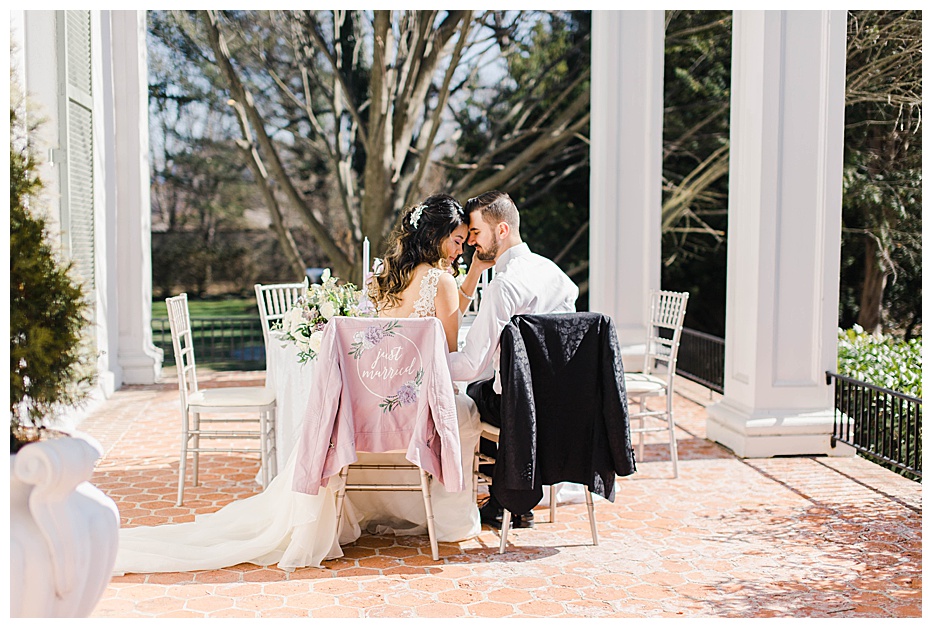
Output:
[{"xmin": 82, "ymin": 370, "xmax": 921, "ymax": 618}]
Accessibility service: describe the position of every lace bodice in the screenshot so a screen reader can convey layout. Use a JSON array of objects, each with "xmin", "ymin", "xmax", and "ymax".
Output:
[{"xmin": 410, "ymin": 267, "xmax": 444, "ymax": 318}]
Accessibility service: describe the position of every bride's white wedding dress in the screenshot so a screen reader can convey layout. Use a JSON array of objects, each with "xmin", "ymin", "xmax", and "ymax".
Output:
[{"xmin": 114, "ymin": 268, "xmax": 481, "ymax": 574}]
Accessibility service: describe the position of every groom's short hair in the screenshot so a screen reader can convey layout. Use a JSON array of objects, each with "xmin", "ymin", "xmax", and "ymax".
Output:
[{"xmin": 465, "ymin": 190, "xmax": 520, "ymax": 230}]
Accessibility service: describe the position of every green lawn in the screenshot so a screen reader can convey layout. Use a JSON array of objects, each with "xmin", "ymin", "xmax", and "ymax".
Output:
[
  {"xmin": 152, "ymin": 297, "xmax": 259, "ymax": 319},
  {"xmin": 151, "ymin": 296, "xmax": 265, "ymax": 371}
]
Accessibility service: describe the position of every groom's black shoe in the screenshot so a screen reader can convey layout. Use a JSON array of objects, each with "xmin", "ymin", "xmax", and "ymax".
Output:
[
  {"xmin": 479, "ymin": 501, "xmax": 535, "ymax": 529},
  {"xmin": 510, "ymin": 511, "xmax": 535, "ymax": 529},
  {"xmin": 479, "ymin": 500, "xmax": 502, "ymax": 527}
]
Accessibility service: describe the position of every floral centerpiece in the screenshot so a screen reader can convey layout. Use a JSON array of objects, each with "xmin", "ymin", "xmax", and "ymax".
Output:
[{"xmin": 274, "ymin": 269, "xmax": 374, "ymax": 363}]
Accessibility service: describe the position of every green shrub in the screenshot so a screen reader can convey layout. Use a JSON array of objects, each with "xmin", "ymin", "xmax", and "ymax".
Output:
[
  {"xmin": 10, "ymin": 108, "xmax": 97, "ymax": 452},
  {"xmin": 837, "ymin": 325, "xmax": 922, "ymax": 398}
]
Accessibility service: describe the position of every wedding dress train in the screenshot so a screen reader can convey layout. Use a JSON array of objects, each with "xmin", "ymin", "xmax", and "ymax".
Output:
[
  {"xmin": 113, "ymin": 269, "xmax": 481, "ymax": 574},
  {"xmin": 114, "ymin": 391, "xmax": 480, "ymax": 574}
]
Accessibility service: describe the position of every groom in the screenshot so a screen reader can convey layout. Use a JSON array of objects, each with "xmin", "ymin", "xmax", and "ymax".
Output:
[{"xmin": 448, "ymin": 190, "xmax": 578, "ymax": 529}]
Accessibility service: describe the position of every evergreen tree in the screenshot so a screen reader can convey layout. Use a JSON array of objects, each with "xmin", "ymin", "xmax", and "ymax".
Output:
[{"xmin": 10, "ymin": 108, "xmax": 97, "ymax": 451}]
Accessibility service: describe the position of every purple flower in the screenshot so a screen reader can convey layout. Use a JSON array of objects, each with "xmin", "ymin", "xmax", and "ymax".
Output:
[
  {"xmin": 356, "ymin": 296, "xmax": 375, "ymax": 315},
  {"xmin": 396, "ymin": 383, "xmax": 418, "ymax": 406},
  {"xmin": 364, "ymin": 325, "xmax": 385, "ymax": 345}
]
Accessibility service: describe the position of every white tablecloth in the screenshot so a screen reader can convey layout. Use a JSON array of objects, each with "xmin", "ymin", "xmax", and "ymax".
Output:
[{"xmin": 265, "ymin": 331, "xmax": 316, "ymax": 472}]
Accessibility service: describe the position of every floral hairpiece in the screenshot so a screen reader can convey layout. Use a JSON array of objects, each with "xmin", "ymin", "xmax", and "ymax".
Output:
[{"xmin": 409, "ymin": 204, "xmax": 426, "ymax": 229}]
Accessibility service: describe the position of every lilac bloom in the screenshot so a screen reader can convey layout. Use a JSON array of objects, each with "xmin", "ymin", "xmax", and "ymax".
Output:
[
  {"xmin": 365, "ymin": 325, "xmax": 385, "ymax": 345},
  {"xmin": 396, "ymin": 383, "xmax": 418, "ymax": 406}
]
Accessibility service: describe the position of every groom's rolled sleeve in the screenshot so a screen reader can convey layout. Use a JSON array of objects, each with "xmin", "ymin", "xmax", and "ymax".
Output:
[{"xmin": 448, "ymin": 280, "xmax": 516, "ymax": 383}]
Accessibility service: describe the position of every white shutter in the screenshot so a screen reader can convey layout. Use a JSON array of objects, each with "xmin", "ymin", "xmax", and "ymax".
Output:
[{"xmin": 58, "ymin": 9, "xmax": 96, "ymax": 295}]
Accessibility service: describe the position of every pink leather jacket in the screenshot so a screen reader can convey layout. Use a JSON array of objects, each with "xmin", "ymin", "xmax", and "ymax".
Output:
[{"xmin": 292, "ymin": 317, "xmax": 464, "ymax": 495}]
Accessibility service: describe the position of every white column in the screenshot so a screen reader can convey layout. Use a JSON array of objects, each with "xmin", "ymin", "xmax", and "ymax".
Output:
[
  {"xmin": 590, "ymin": 10, "xmax": 664, "ymax": 371},
  {"xmin": 18, "ymin": 11, "xmax": 62, "ymax": 236},
  {"xmin": 89, "ymin": 10, "xmax": 117, "ymax": 398},
  {"xmin": 706, "ymin": 10, "xmax": 847, "ymax": 457},
  {"xmin": 109, "ymin": 10, "xmax": 163, "ymax": 384}
]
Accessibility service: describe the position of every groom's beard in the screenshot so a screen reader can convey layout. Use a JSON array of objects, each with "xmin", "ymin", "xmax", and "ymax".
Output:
[{"xmin": 474, "ymin": 240, "xmax": 499, "ymax": 262}]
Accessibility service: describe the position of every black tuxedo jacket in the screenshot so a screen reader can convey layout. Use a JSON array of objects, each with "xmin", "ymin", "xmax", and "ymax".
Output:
[{"xmin": 493, "ymin": 312, "xmax": 637, "ymax": 514}]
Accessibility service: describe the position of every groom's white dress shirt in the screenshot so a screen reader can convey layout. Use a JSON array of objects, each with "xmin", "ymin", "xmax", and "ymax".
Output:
[{"xmin": 448, "ymin": 243, "xmax": 578, "ymax": 391}]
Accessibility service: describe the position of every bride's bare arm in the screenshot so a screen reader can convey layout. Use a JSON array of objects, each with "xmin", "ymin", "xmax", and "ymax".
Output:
[
  {"xmin": 434, "ymin": 271, "xmax": 460, "ymax": 351},
  {"xmin": 457, "ymin": 257, "xmax": 494, "ymax": 313}
]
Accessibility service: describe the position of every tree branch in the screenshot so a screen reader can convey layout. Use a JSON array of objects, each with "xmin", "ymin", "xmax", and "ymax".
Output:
[{"xmin": 200, "ymin": 10, "xmax": 352, "ymax": 276}]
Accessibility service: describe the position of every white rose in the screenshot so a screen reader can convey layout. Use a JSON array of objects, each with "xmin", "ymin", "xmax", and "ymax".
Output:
[
  {"xmin": 295, "ymin": 333, "xmax": 311, "ymax": 353},
  {"xmin": 308, "ymin": 330, "xmax": 324, "ymax": 355},
  {"xmin": 282, "ymin": 307, "xmax": 303, "ymax": 334},
  {"xmin": 319, "ymin": 301, "xmax": 336, "ymax": 321}
]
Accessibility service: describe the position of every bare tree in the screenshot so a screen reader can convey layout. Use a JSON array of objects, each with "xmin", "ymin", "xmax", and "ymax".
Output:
[{"xmin": 168, "ymin": 10, "xmax": 592, "ymax": 284}]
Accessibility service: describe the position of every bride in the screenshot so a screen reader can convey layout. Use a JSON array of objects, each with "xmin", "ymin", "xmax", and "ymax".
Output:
[{"xmin": 114, "ymin": 194, "xmax": 481, "ymax": 574}]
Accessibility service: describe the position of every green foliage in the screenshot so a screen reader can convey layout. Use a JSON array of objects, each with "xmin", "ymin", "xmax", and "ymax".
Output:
[
  {"xmin": 837, "ymin": 326, "xmax": 922, "ymax": 398},
  {"xmin": 10, "ymin": 109, "xmax": 97, "ymax": 451},
  {"xmin": 839, "ymin": 10, "xmax": 922, "ymax": 336},
  {"xmin": 151, "ymin": 231, "xmax": 254, "ymax": 299},
  {"xmin": 450, "ymin": 11, "xmax": 592, "ymax": 305},
  {"xmin": 660, "ymin": 10, "xmax": 733, "ymax": 336}
]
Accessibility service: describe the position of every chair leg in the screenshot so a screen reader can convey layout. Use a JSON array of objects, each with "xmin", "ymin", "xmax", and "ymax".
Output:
[
  {"xmin": 419, "ymin": 470, "xmax": 439, "ymax": 561},
  {"xmin": 472, "ymin": 441, "xmax": 480, "ymax": 506},
  {"xmin": 177, "ymin": 410, "xmax": 189, "ymax": 506},
  {"xmin": 259, "ymin": 411, "xmax": 269, "ymax": 488},
  {"xmin": 585, "ymin": 489, "xmax": 599, "ymax": 545},
  {"xmin": 192, "ymin": 411, "xmax": 200, "ymax": 487},
  {"xmin": 666, "ymin": 395, "xmax": 679, "ymax": 479},
  {"xmin": 334, "ymin": 467, "xmax": 349, "ymax": 539},
  {"xmin": 635, "ymin": 399, "xmax": 645, "ymax": 463},
  {"xmin": 498, "ymin": 508, "xmax": 512, "ymax": 554},
  {"xmin": 549, "ymin": 484, "xmax": 557, "ymax": 523},
  {"xmin": 268, "ymin": 408, "xmax": 278, "ymax": 479}
]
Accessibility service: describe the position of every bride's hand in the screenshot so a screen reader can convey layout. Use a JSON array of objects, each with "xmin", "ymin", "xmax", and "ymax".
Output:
[{"xmin": 468, "ymin": 256, "xmax": 494, "ymax": 275}]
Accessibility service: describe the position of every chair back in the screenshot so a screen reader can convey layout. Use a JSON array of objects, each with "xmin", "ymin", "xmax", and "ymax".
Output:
[
  {"xmin": 330, "ymin": 317, "xmax": 444, "ymax": 453},
  {"xmin": 293, "ymin": 316, "xmax": 463, "ymax": 495},
  {"xmin": 255, "ymin": 282, "xmax": 306, "ymax": 347},
  {"xmin": 642, "ymin": 290, "xmax": 690, "ymax": 384},
  {"xmin": 464, "ymin": 268, "xmax": 494, "ymax": 316},
  {"xmin": 166, "ymin": 293, "xmax": 199, "ymax": 405},
  {"xmin": 491, "ymin": 312, "xmax": 636, "ymax": 515}
]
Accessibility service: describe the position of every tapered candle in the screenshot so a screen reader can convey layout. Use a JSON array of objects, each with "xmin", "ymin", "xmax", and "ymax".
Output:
[{"xmin": 362, "ymin": 237, "xmax": 370, "ymax": 284}]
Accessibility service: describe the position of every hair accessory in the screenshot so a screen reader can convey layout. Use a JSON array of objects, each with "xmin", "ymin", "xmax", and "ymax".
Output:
[{"xmin": 409, "ymin": 204, "xmax": 426, "ymax": 229}]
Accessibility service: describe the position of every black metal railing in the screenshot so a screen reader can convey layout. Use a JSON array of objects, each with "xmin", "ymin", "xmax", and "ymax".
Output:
[
  {"xmin": 826, "ymin": 371, "xmax": 922, "ymax": 481},
  {"xmin": 153, "ymin": 317, "xmax": 266, "ymax": 370},
  {"xmin": 677, "ymin": 327, "xmax": 725, "ymax": 393}
]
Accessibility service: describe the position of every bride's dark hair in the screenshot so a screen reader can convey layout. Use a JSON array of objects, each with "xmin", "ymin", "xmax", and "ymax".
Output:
[{"xmin": 369, "ymin": 194, "xmax": 465, "ymax": 310}]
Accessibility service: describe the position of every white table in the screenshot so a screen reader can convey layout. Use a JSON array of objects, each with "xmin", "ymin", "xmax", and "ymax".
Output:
[{"xmin": 264, "ymin": 331, "xmax": 316, "ymax": 472}]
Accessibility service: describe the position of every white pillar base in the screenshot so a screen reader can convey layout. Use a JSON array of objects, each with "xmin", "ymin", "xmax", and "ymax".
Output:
[
  {"xmin": 706, "ymin": 399, "xmax": 853, "ymax": 458},
  {"xmin": 619, "ymin": 343, "xmax": 647, "ymax": 374},
  {"xmin": 118, "ymin": 347, "xmax": 164, "ymax": 385}
]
